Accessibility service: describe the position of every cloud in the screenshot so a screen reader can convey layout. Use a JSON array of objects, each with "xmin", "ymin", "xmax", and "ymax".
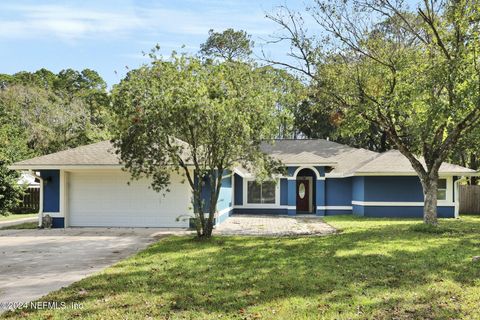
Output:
[
  {"xmin": 0, "ymin": 2, "xmax": 275, "ymax": 43},
  {"xmin": 0, "ymin": 4, "xmax": 143, "ymax": 41}
]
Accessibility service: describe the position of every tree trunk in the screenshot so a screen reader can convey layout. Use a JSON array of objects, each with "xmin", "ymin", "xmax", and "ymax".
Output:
[{"xmin": 421, "ymin": 176, "xmax": 438, "ymax": 225}]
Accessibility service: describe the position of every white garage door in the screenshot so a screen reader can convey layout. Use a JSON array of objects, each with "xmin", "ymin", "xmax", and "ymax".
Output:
[{"xmin": 68, "ymin": 171, "xmax": 191, "ymax": 227}]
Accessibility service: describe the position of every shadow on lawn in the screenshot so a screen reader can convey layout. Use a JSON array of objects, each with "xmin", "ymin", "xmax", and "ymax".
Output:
[{"xmin": 6, "ymin": 216, "xmax": 480, "ymax": 319}]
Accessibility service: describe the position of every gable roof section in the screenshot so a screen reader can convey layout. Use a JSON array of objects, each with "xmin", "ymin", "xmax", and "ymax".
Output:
[
  {"xmin": 11, "ymin": 141, "xmax": 120, "ymax": 169},
  {"xmin": 354, "ymin": 150, "xmax": 476, "ymax": 175},
  {"xmin": 260, "ymin": 139, "xmax": 379, "ymax": 175},
  {"xmin": 10, "ymin": 139, "xmax": 193, "ymax": 170}
]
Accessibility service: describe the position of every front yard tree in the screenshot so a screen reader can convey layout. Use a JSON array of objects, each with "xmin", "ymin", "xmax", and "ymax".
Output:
[
  {"xmin": 267, "ymin": 0, "xmax": 480, "ymax": 225},
  {"xmin": 111, "ymin": 53, "xmax": 282, "ymax": 238}
]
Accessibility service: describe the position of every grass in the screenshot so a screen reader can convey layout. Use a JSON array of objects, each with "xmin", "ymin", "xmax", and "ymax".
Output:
[
  {"xmin": 4, "ymin": 215, "xmax": 480, "ymax": 319},
  {"xmin": 0, "ymin": 213, "xmax": 36, "ymax": 222},
  {"xmin": 0, "ymin": 221, "xmax": 38, "ymax": 230}
]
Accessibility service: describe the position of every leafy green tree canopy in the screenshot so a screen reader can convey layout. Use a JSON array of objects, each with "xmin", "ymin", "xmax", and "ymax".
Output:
[
  {"xmin": 111, "ymin": 52, "xmax": 283, "ymax": 237},
  {"xmin": 0, "ymin": 68, "xmax": 112, "ymax": 215}
]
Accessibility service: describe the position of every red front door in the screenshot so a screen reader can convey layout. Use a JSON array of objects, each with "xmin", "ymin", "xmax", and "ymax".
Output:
[{"xmin": 296, "ymin": 179, "xmax": 310, "ymax": 212}]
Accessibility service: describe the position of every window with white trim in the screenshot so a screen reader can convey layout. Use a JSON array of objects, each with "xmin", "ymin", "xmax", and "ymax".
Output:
[
  {"xmin": 437, "ymin": 179, "xmax": 447, "ymax": 200},
  {"xmin": 247, "ymin": 181, "xmax": 276, "ymax": 204}
]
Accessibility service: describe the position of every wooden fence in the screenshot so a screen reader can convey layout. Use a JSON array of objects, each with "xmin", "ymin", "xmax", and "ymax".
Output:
[
  {"xmin": 459, "ymin": 185, "xmax": 480, "ymax": 215},
  {"xmin": 13, "ymin": 187, "xmax": 40, "ymax": 213}
]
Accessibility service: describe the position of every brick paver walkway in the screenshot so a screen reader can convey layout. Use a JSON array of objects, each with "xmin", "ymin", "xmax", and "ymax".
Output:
[{"xmin": 214, "ymin": 215, "xmax": 337, "ymax": 236}]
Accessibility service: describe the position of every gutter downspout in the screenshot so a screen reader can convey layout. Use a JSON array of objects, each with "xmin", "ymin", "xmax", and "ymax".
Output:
[
  {"xmin": 454, "ymin": 177, "xmax": 469, "ymax": 219},
  {"xmin": 29, "ymin": 170, "xmax": 43, "ymax": 228}
]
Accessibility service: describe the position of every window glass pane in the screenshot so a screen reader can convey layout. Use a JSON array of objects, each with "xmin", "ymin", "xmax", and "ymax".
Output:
[
  {"xmin": 438, "ymin": 179, "xmax": 447, "ymax": 189},
  {"xmin": 437, "ymin": 179, "xmax": 447, "ymax": 200},
  {"xmin": 247, "ymin": 181, "xmax": 261, "ymax": 203},
  {"xmin": 437, "ymin": 189, "xmax": 447, "ymax": 200},
  {"xmin": 261, "ymin": 181, "xmax": 276, "ymax": 204}
]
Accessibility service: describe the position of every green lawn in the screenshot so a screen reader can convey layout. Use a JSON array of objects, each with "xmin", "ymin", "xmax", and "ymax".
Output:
[
  {"xmin": 0, "ymin": 213, "xmax": 37, "ymax": 222},
  {"xmin": 5, "ymin": 215, "xmax": 480, "ymax": 319}
]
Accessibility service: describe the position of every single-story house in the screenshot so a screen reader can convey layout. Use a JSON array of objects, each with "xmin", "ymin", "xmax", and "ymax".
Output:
[{"xmin": 10, "ymin": 139, "xmax": 477, "ymax": 228}]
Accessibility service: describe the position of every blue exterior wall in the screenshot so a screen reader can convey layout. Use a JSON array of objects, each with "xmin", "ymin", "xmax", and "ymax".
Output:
[
  {"xmin": 231, "ymin": 170, "xmax": 455, "ymax": 219},
  {"xmin": 353, "ymin": 204, "xmax": 365, "ymax": 216},
  {"xmin": 364, "ymin": 176, "xmax": 424, "ymax": 201},
  {"xmin": 325, "ymin": 177, "xmax": 352, "ymax": 206},
  {"xmin": 287, "ymin": 179, "xmax": 296, "ymax": 216},
  {"xmin": 325, "ymin": 209, "xmax": 352, "ymax": 216},
  {"xmin": 353, "ymin": 176, "xmax": 455, "ymax": 218},
  {"xmin": 234, "ymin": 174, "xmax": 243, "ymax": 206},
  {"xmin": 194, "ymin": 170, "xmax": 233, "ymax": 226},
  {"xmin": 316, "ymin": 180, "xmax": 325, "ymax": 216},
  {"xmin": 234, "ymin": 208, "xmax": 288, "ymax": 215},
  {"xmin": 360, "ymin": 206, "xmax": 454, "ymax": 218},
  {"xmin": 280, "ymin": 178, "xmax": 288, "ymax": 205},
  {"xmin": 40, "ymin": 170, "xmax": 60, "ymax": 212},
  {"xmin": 352, "ymin": 177, "xmax": 365, "ymax": 201},
  {"xmin": 52, "ymin": 218, "xmax": 65, "ymax": 228},
  {"xmin": 217, "ymin": 174, "xmax": 232, "ymax": 212}
]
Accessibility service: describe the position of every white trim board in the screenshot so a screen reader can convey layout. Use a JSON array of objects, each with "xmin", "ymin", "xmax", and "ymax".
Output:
[
  {"xmin": 351, "ymin": 201, "xmax": 455, "ymax": 207},
  {"xmin": 233, "ymin": 205, "xmax": 295, "ymax": 210},
  {"xmin": 317, "ymin": 206, "xmax": 353, "ymax": 210},
  {"xmin": 287, "ymin": 177, "xmax": 325, "ymax": 181},
  {"xmin": 217, "ymin": 207, "xmax": 233, "ymax": 216}
]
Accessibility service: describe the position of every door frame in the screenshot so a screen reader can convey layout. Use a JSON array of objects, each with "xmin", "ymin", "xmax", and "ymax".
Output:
[{"xmin": 296, "ymin": 176, "xmax": 313, "ymax": 213}]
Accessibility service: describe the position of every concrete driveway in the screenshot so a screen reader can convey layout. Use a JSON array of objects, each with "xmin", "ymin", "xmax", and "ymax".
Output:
[{"xmin": 0, "ymin": 228, "xmax": 189, "ymax": 311}]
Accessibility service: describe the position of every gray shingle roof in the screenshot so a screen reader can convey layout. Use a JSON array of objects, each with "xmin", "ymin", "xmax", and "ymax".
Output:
[
  {"xmin": 10, "ymin": 139, "xmax": 477, "ymax": 175},
  {"xmin": 11, "ymin": 141, "xmax": 121, "ymax": 168},
  {"xmin": 355, "ymin": 150, "xmax": 476, "ymax": 174},
  {"xmin": 260, "ymin": 139, "xmax": 379, "ymax": 175}
]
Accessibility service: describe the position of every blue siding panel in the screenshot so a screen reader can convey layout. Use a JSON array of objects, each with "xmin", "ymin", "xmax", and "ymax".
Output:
[
  {"xmin": 325, "ymin": 178, "xmax": 352, "ymax": 206},
  {"xmin": 40, "ymin": 170, "xmax": 60, "ymax": 213},
  {"xmin": 325, "ymin": 209, "xmax": 353, "ymax": 216},
  {"xmin": 315, "ymin": 166, "xmax": 326, "ymax": 177},
  {"xmin": 234, "ymin": 208, "xmax": 288, "ymax": 215},
  {"xmin": 364, "ymin": 176, "xmax": 424, "ymax": 202},
  {"xmin": 215, "ymin": 209, "xmax": 231, "ymax": 225},
  {"xmin": 52, "ymin": 217, "xmax": 64, "ymax": 228},
  {"xmin": 362, "ymin": 206, "xmax": 454, "ymax": 218},
  {"xmin": 194, "ymin": 174, "xmax": 211, "ymax": 213},
  {"xmin": 352, "ymin": 177, "xmax": 365, "ymax": 201},
  {"xmin": 217, "ymin": 175, "xmax": 232, "ymax": 212},
  {"xmin": 353, "ymin": 204, "xmax": 365, "ymax": 216},
  {"xmin": 287, "ymin": 180, "xmax": 296, "ymax": 207},
  {"xmin": 280, "ymin": 178, "xmax": 288, "ymax": 205},
  {"xmin": 316, "ymin": 180, "xmax": 325, "ymax": 213},
  {"xmin": 287, "ymin": 166, "xmax": 298, "ymax": 177},
  {"xmin": 195, "ymin": 171, "xmax": 232, "ymax": 213},
  {"xmin": 234, "ymin": 174, "xmax": 243, "ymax": 206}
]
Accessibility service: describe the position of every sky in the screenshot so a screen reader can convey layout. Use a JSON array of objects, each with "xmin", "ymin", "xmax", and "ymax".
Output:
[{"xmin": 0, "ymin": 0, "xmax": 306, "ymax": 87}]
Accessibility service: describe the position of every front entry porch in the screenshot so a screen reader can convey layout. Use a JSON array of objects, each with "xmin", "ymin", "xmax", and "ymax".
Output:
[{"xmin": 214, "ymin": 215, "xmax": 337, "ymax": 236}]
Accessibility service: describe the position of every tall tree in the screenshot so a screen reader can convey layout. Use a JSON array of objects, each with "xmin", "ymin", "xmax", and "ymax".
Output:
[
  {"xmin": 267, "ymin": 0, "xmax": 480, "ymax": 225},
  {"xmin": 0, "ymin": 68, "xmax": 112, "ymax": 215},
  {"xmin": 0, "ymin": 69, "xmax": 111, "ymax": 154},
  {"xmin": 111, "ymin": 53, "xmax": 282, "ymax": 238},
  {"xmin": 200, "ymin": 28, "xmax": 254, "ymax": 61}
]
